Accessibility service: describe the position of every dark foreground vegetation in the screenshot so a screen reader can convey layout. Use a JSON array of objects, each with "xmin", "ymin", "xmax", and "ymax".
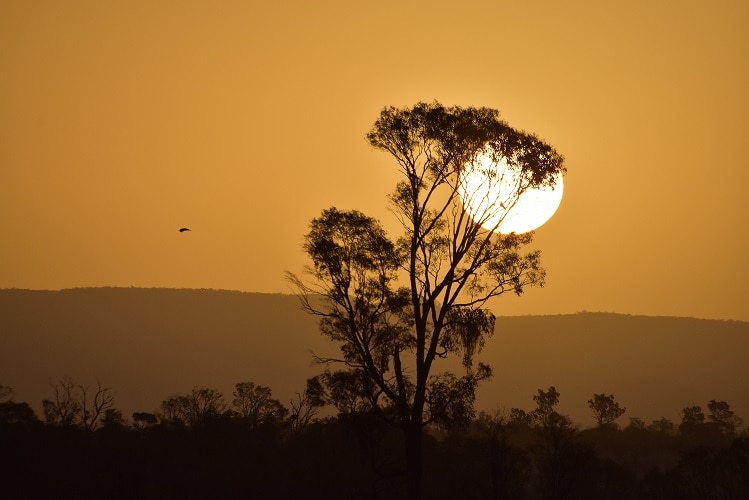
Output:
[{"xmin": 1, "ymin": 381, "xmax": 747, "ymax": 500}]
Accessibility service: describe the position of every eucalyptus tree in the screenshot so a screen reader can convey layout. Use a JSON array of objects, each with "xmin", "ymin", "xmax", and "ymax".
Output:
[
  {"xmin": 707, "ymin": 399, "xmax": 741, "ymax": 436},
  {"xmin": 588, "ymin": 393, "xmax": 627, "ymax": 427},
  {"xmin": 0, "ymin": 385, "xmax": 13, "ymax": 403},
  {"xmin": 289, "ymin": 102, "xmax": 564, "ymax": 498},
  {"xmin": 160, "ymin": 387, "xmax": 226, "ymax": 427},
  {"xmin": 42, "ymin": 376, "xmax": 115, "ymax": 431},
  {"xmin": 232, "ymin": 381, "xmax": 288, "ymax": 429}
]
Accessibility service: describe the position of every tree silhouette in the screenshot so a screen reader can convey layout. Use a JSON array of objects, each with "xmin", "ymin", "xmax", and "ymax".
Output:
[
  {"xmin": 680, "ymin": 405, "xmax": 706, "ymax": 438},
  {"xmin": 132, "ymin": 411, "xmax": 158, "ymax": 429},
  {"xmin": 41, "ymin": 376, "xmax": 114, "ymax": 431},
  {"xmin": 678, "ymin": 404, "xmax": 727, "ymax": 443},
  {"xmin": 288, "ymin": 377, "xmax": 326, "ymax": 433},
  {"xmin": 231, "ymin": 381, "xmax": 288, "ymax": 429},
  {"xmin": 627, "ymin": 416, "xmax": 646, "ymax": 430},
  {"xmin": 531, "ymin": 386, "xmax": 562, "ymax": 427},
  {"xmin": 648, "ymin": 417, "xmax": 675, "ymax": 434},
  {"xmin": 3, "ymin": 376, "xmax": 749, "ymax": 498},
  {"xmin": 707, "ymin": 400, "xmax": 742, "ymax": 436},
  {"xmin": 513, "ymin": 386, "xmax": 588, "ymax": 500},
  {"xmin": 681, "ymin": 405, "xmax": 706, "ymax": 425},
  {"xmin": 0, "ymin": 400, "xmax": 39, "ymax": 425},
  {"xmin": 42, "ymin": 376, "xmax": 81, "ymax": 426},
  {"xmin": 312, "ymin": 369, "xmax": 376, "ymax": 416},
  {"xmin": 0, "ymin": 384, "xmax": 13, "ymax": 403},
  {"xmin": 588, "ymin": 393, "xmax": 626, "ymax": 427},
  {"xmin": 100, "ymin": 408, "xmax": 125, "ymax": 429},
  {"xmin": 289, "ymin": 102, "xmax": 564, "ymax": 498},
  {"xmin": 160, "ymin": 387, "xmax": 226, "ymax": 427},
  {"xmin": 507, "ymin": 407, "xmax": 533, "ymax": 428},
  {"xmin": 527, "ymin": 386, "xmax": 577, "ymax": 454},
  {"xmin": 79, "ymin": 381, "xmax": 116, "ymax": 432}
]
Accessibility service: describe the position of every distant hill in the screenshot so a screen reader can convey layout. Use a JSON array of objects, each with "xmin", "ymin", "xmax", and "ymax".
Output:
[{"xmin": 2, "ymin": 287, "xmax": 747, "ymax": 427}]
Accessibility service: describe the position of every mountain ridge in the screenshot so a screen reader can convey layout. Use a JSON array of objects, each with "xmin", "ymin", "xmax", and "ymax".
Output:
[{"xmin": 5, "ymin": 286, "xmax": 747, "ymax": 323}]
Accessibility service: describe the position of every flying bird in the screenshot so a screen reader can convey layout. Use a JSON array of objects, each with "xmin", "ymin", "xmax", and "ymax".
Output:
[{"xmin": 179, "ymin": 227, "xmax": 191, "ymax": 232}]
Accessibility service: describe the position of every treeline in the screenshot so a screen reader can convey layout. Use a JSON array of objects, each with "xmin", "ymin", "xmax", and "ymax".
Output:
[{"xmin": 1, "ymin": 380, "xmax": 747, "ymax": 499}]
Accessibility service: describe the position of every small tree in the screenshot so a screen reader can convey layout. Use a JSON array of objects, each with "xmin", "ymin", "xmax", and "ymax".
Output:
[
  {"xmin": 707, "ymin": 400, "xmax": 742, "ymax": 436},
  {"xmin": 187, "ymin": 388, "xmax": 226, "ymax": 425},
  {"xmin": 160, "ymin": 387, "xmax": 227, "ymax": 427},
  {"xmin": 587, "ymin": 393, "xmax": 626, "ymax": 427},
  {"xmin": 679, "ymin": 405, "xmax": 707, "ymax": 438},
  {"xmin": 312, "ymin": 369, "xmax": 376, "ymax": 416},
  {"xmin": 531, "ymin": 386, "xmax": 562, "ymax": 427},
  {"xmin": 231, "ymin": 382, "xmax": 288, "ymax": 429},
  {"xmin": 525, "ymin": 387, "xmax": 578, "ymax": 499},
  {"xmin": 288, "ymin": 377, "xmax": 326, "ymax": 434},
  {"xmin": 0, "ymin": 385, "xmax": 40, "ymax": 426},
  {"xmin": 0, "ymin": 401, "xmax": 39, "ymax": 425},
  {"xmin": 626, "ymin": 417, "xmax": 646, "ymax": 430},
  {"xmin": 42, "ymin": 377, "xmax": 115, "ymax": 431},
  {"xmin": 132, "ymin": 412, "xmax": 158, "ymax": 429},
  {"xmin": 0, "ymin": 384, "xmax": 13, "ymax": 403},
  {"xmin": 80, "ymin": 381, "xmax": 116, "ymax": 432},
  {"xmin": 648, "ymin": 417, "xmax": 675, "ymax": 434},
  {"xmin": 528, "ymin": 386, "xmax": 575, "ymax": 444},
  {"xmin": 100, "ymin": 408, "xmax": 125, "ymax": 430},
  {"xmin": 42, "ymin": 376, "xmax": 81, "ymax": 426},
  {"xmin": 160, "ymin": 396, "xmax": 186, "ymax": 425},
  {"xmin": 508, "ymin": 407, "xmax": 532, "ymax": 428},
  {"xmin": 681, "ymin": 405, "xmax": 706, "ymax": 425}
]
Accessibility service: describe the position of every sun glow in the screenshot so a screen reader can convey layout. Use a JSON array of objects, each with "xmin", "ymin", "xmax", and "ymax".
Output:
[{"xmin": 457, "ymin": 149, "xmax": 564, "ymax": 234}]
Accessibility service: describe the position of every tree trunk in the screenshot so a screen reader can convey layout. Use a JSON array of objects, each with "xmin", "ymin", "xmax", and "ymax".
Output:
[{"xmin": 404, "ymin": 421, "xmax": 423, "ymax": 499}]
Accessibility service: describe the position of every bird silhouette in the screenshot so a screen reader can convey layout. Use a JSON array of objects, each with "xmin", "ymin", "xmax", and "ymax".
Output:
[{"xmin": 179, "ymin": 227, "xmax": 191, "ymax": 232}]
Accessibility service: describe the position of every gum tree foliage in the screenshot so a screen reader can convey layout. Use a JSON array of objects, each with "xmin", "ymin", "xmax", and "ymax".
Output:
[
  {"xmin": 509, "ymin": 386, "xmax": 574, "ymax": 434},
  {"xmin": 649, "ymin": 417, "xmax": 675, "ymax": 434},
  {"xmin": 101, "ymin": 408, "xmax": 125, "ymax": 429},
  {"xmin": 231, "ymin": 382, "xmax": 288, "ymax": 429},
  {"xmin": 587, "ymin": 393, "xmax": 627, "ymax": 427},
  {"xmin": 288, "ymin": 377, "xmax": 327, "ymax": 434},
  {"xmin": 0, "ymin": 384, "xmax": 13, "ymax": 403},
  {"xmin": 42, "ymin": 376, "xmax": 115, "ymax": 432},
  {"xmin": 707, "ymin": 399, "xmax": 742, "ymax": 436},
  {"xmin": 525, "ymin": 387, "xmax": 583, "ymax": 500},
  {"xmin": 288, "ymin": 102, "xmax": 564, "ymax": 498},
  {"xmin": 42, "ymin": 377, "xmax": 81, "ymax": 426},
  {"xmin": 531, "ymin": 386, "xmax": 562, "ymax": 426},
  {"xmin": 160, "ymin": 387, "xmax": 226, "ymax": 427},
  {"xmin": 313, "ymin": 369, "xmax": 376, "ymax": 416},
  {"xmin": 627, "ymin": 417, "xmax": 647, "ymax": 430},
  {"xmin": 508, "ymin": 407, "xmax": 533, "ymax": 428},
  {"xmin": 0, "ymin": 388, "xmax": 39, "ymax": 426},
  {"xmin": 680, "ymin": 405, "xmax": 706, "ymax": 436},
  {"xmin": 132, "ymin": 411, "xmax": 158, "ymax": 429},
  {"xmin": 509, "ymin": 387, "xmax": 583, "ymax": 498},
  {"xmin": 528, "ymin": 386, "xmax": 577, "ymax": 450}
]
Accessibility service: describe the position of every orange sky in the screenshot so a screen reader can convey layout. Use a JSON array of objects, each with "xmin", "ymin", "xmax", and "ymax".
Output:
[{"xmin": 2, "ymin": 1, "xmax": 748, "ymax": 321}]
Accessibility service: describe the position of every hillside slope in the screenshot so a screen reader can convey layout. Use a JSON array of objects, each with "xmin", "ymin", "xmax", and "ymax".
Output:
[{"xmin": 2, "ymin": 288, "xmax": 747, "ymax": 425}]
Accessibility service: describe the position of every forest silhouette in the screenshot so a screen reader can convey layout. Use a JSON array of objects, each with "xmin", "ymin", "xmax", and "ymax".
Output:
[{"xmin": 2, "ymin": 376, "xmax": 747, "ymax": 499}]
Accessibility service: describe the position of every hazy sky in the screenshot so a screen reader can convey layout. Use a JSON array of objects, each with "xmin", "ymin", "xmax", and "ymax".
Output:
[{"xmin": 2, "ymin": 1, "xmax": 748, "ymax": 321}]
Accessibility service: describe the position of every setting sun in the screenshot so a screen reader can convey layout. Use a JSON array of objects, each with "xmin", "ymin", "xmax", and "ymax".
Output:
[{"xmin": 457, "ymin": 149, "xmax": 564, "ymax": 234}]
